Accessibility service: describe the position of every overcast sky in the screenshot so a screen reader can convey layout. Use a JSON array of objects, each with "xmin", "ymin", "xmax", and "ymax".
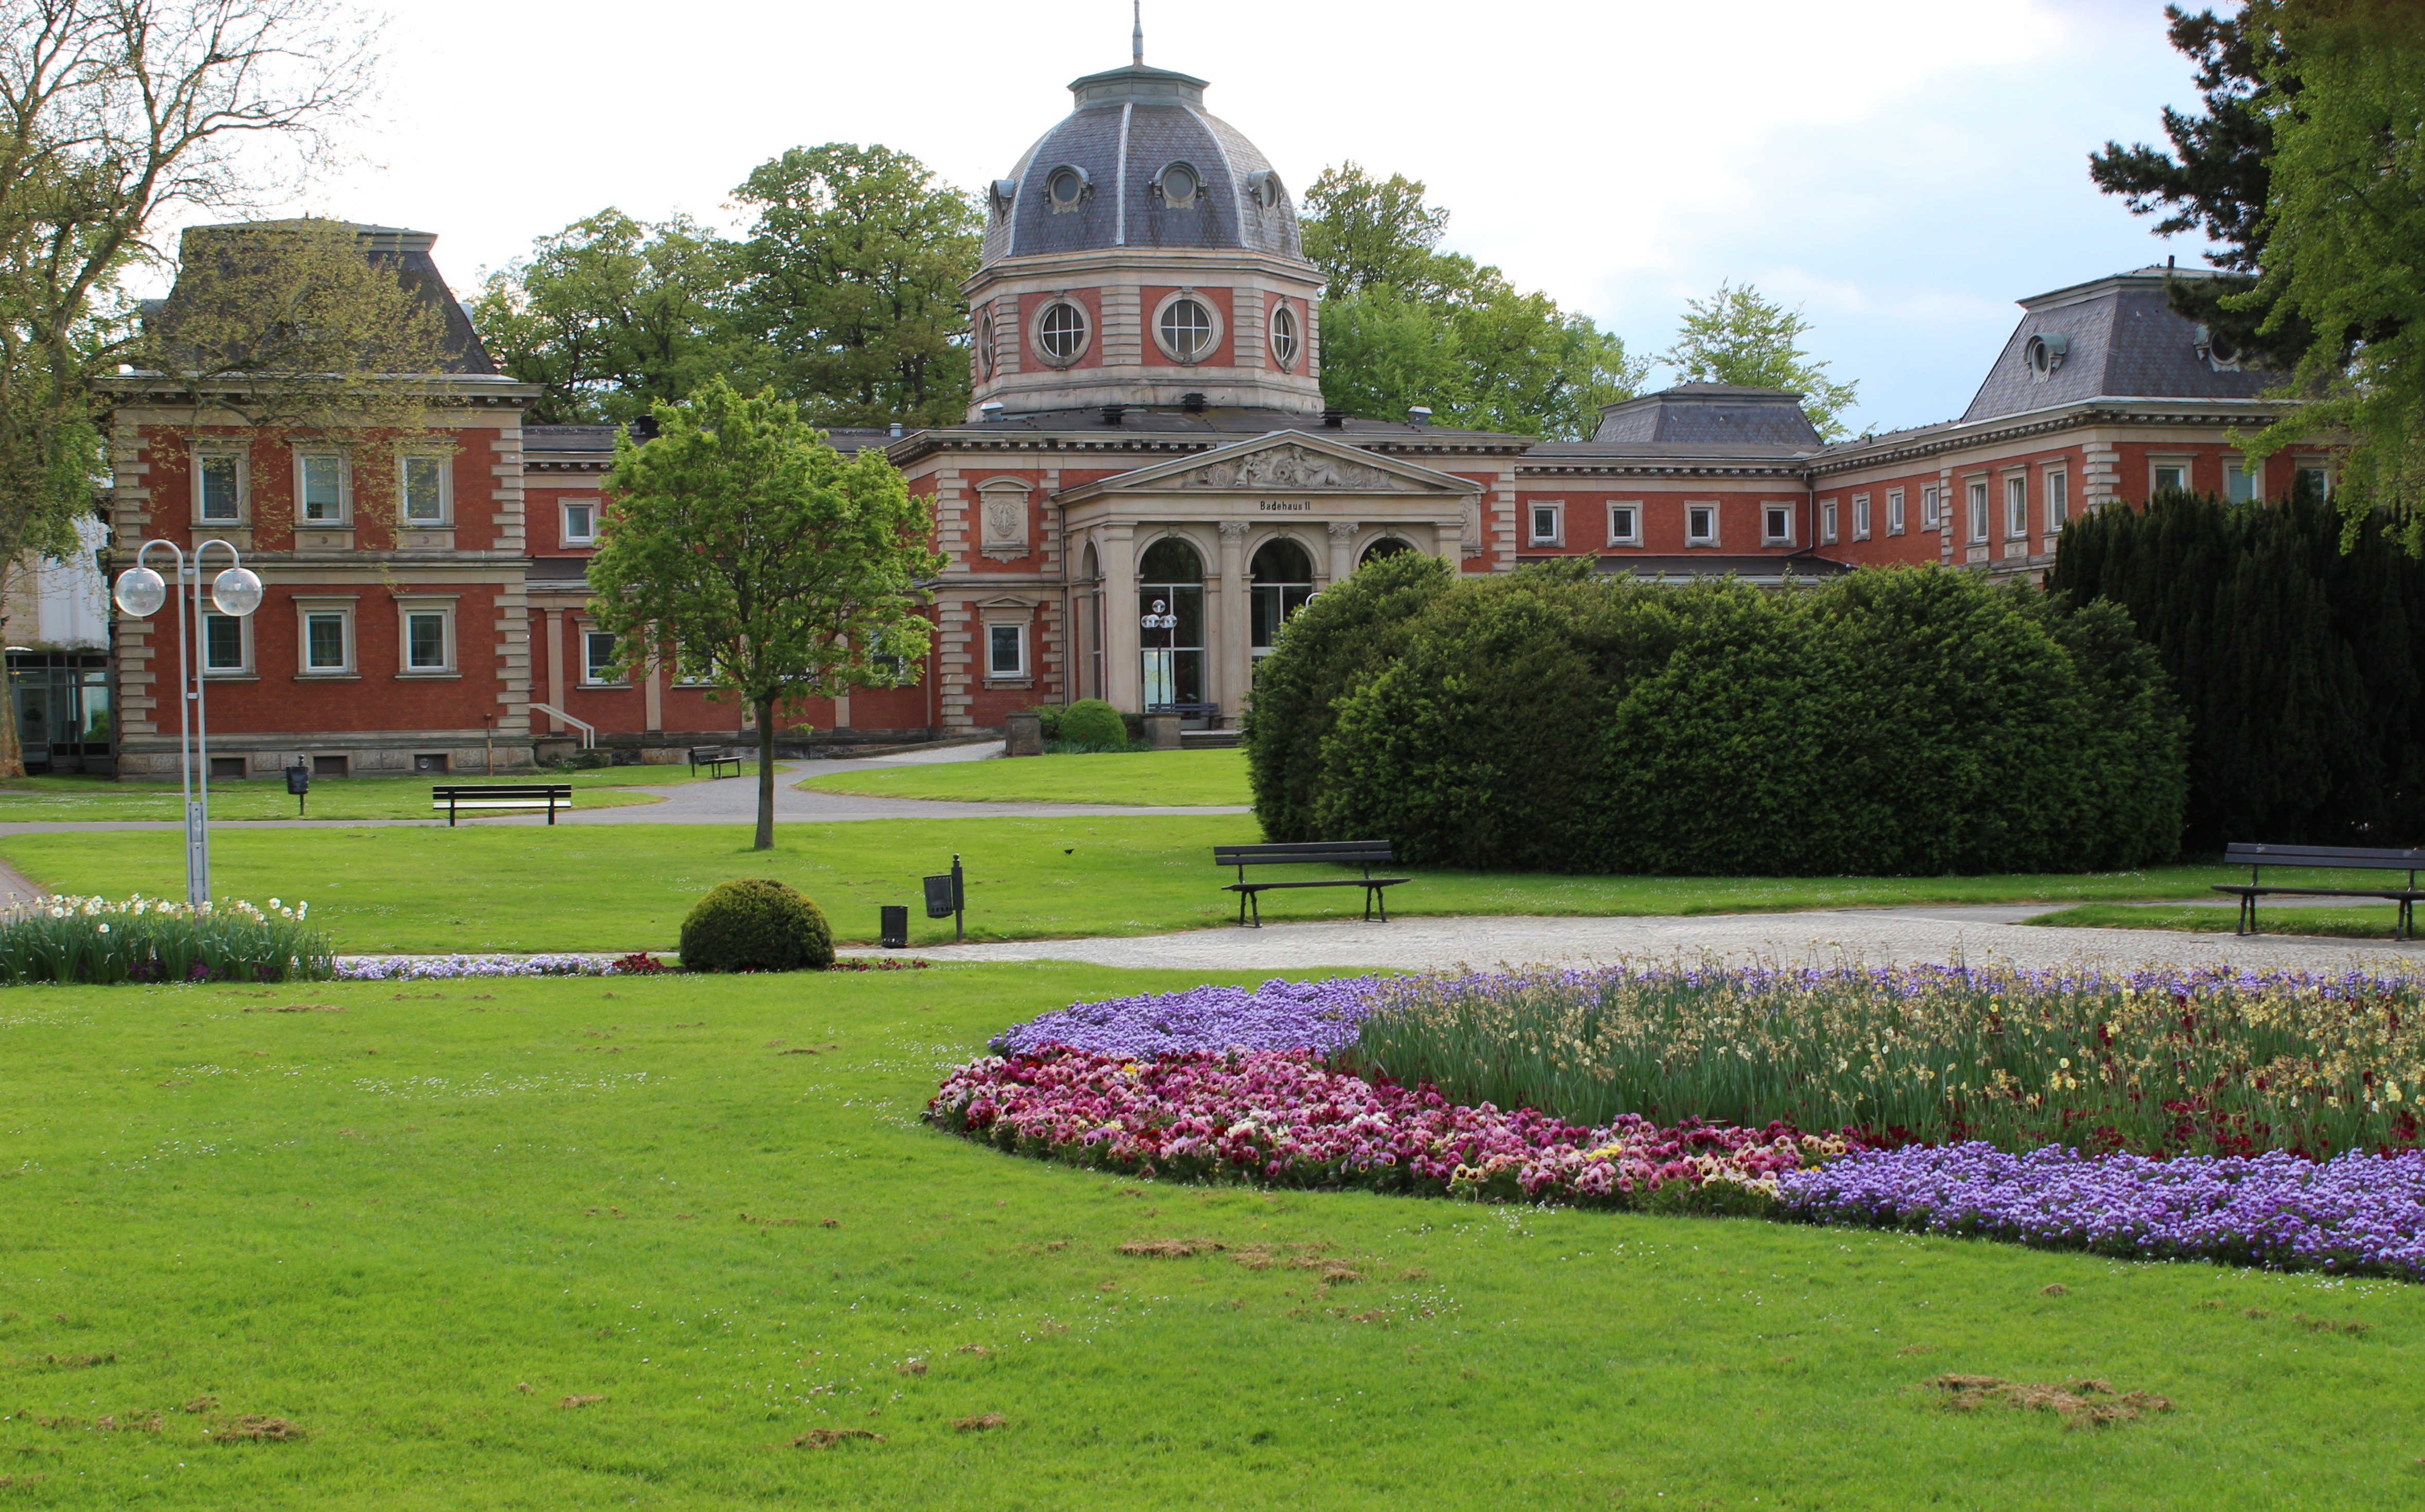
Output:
[{"xmin": 259, "ymin": 0, "xmax": 2218, "ymax": 434}]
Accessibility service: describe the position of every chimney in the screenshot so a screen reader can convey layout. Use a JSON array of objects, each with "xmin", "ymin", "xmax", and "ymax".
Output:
[
  {"xmin": 1101, "ymin": 404, "xmax": 1125, "ymax": 426},
  {"xmin": 979, "ymin": 400, "xmax": 1005, "ymax": 422},
  {"xmin": 1408, "ymin": 406, "xmax": 1433, "ymax": 427},
  {"xmin": 1180, "ymin": 391, "xmax": 1207, "ymax": 414},
  {"xmin": 887, "ymin": 421, "xmax": 903, "ymax": 439},
  {"xmin": 626, "ymin": 415, "xmax": 659, "ymax": 441},
  {"xmin": 1322, "ymin": 407, "xmax": 1345, "ymax": 429}
]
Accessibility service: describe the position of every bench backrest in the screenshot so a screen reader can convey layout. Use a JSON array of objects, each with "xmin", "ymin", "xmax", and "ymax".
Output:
[
  {"xmin": 1214, "ymin": 840, "xmax": 1393, "ymax": 868},
  {"xmin": 688, "ymin": 746, "xmax": 730, "ymax": 758},
  {"xmin": 433, "ymin": 784, "xmax": 574, "ymax": 798},
  {"xmin": 2226, "ymin": 841, "xmax": 2425, "ymax": 872}
]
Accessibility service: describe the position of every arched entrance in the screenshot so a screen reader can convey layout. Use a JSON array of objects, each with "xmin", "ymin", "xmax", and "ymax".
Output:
[
  {"xmin": 1137, "ymin": 535, "xmax": 1205, "ymax": 709},
  {"xmin": 1250, "ymin": 537, "xmax": 1315, "ymax": 669},
  {"xmin": 1359, "ymin": 536, "xmax": 1414, "ymax": 567}
]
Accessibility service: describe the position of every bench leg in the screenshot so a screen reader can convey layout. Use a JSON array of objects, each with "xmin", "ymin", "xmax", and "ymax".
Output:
[
  {"xmin": 448, "ymin": 799, "xmax": 457, "ymax": 829},
  {"xmin": 1250, "ymin": 890, "xmax": 1261, "ymax": 929},
  {"xmin": 547, "ymin": 799, "xmax": 557, "ymax": 827}
]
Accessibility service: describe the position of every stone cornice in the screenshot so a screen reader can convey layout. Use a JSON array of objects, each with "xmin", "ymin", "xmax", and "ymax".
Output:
[
  {"xmin": 887, "ymin": 428, "xmax": 1531, "ymax": 471},
  {"xmin": 95, "ymin": 373, "xmax": 540, "ymax": 408},
  {"xmin": 1806, "ymin": 398, "xmax": 2297, "ymax": 477},
  {"xmin": 961, "ymin": 245, "xmax": 1322, "ymax": 297}
]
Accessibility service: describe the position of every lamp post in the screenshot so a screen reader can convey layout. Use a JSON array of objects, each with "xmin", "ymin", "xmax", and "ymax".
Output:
[
  {"xmin": 1140, "ymin": 596, "xmax": 1177, "ymax": 709},
  {"xmin": 112, "ymin": 538, "xmax": 263, "ymax": 905}
]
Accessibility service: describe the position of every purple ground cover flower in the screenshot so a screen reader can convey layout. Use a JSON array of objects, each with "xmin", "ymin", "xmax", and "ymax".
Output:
[
  {"xmin": 335, "ymin": 954, "xmax": 622, "ymax": 981},
  {"xmin": 1782, "ymin": 1143, "xmax": 2425, "ymax": 1280},
  {"xmin": 989, "ymin": 975, "xmax": 1389, "ymax": 1058}
]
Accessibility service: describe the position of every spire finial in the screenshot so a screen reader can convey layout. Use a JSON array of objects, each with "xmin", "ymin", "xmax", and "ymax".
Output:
[{"xmin": 1132, "ymin": 1, "xmax": 1143, "ymax": 66}]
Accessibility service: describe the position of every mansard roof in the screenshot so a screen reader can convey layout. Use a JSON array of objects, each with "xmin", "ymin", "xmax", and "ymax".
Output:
[
  {"xmin": 1961, "ymin": 266, "xmax": 2274, "ymax": 423},
  {"xmin": 1588, "ymin": 385, "xmax": 1823, "ymax": 450}
]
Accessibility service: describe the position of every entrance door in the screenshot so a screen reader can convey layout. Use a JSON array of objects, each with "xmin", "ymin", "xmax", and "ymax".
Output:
[
  {"xmin": 1137, "ymin": 536, "xmax": 1205, "ymax": 709},
  {"xmin": 1250, "ymin": 537, "xmax": 1315, "ymax": 670}
]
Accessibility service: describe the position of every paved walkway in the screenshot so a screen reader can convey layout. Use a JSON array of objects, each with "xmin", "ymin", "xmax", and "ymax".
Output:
[{"xmin": 841, "ymin": 902, "xmax": 2422, "ymax": 975}]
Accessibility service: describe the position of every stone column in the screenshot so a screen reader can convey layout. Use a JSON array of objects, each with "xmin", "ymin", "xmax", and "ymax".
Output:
[
  {"xmin": 1325, "ymin": 520, "xmax": 1361, "ymax": 585},
  {"xmin": 1216, "ymin": 521, "xmax": 1250, "ymax": 723},
  {"xmin": 1099, "ymin": 526, "xmax": 1140, "ymax": 711},
  {"xmin": 544, "ymin": 610, "xmax": 565, "ymax": 733}
]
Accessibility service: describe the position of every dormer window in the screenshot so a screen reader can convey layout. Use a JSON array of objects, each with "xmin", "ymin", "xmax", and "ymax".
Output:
[
  {"xmin": 989, "ymin": 178, "xmax": 1017, "ymax": 220},
  {"xmin": 1246, "ymin": 169, "xmax": 1283, "ymax": 212},
  {"xmin": 1153, "ymin": 161, "xmax": 1200, "ymax": 208},
  {"xmin": 2026, "ymin": 333, "xmax": 2069, "ymax": 381},
  {"xmin": 1044, "ymin": 164, "xmax": 1091, "ymax": 212}
]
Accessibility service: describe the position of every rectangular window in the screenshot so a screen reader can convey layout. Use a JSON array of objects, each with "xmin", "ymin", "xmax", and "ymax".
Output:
[
  {"xmin": 401, "ymin": 457, "xmax": 447, "ymax": 523},
  {"xmin": 988, "ymin": 623, "xmax": 1026, "ymax": 678},
  {"xmin": 304, "ymin": 611, "xmax": 348, "ymax": 672},
  {"xmin": 2005, "ymin": 475, "xmax": 2028, "ymax": 538},
  {"xmin": 1853, "ymin": 495, "xmax": 1871, "ymax": 541},
  {"xmin": 405, "ymin": 610, "xmax": 449, "ymax": 671},
  {"xmin": 1820, "ymin": 499, "xmax": 1837, "ymax": 544},
  {"xmin": 1763, "ymin": 504, "xmax": 1791, "ymax": 546},
  {"xmin": 299, "ymin": 454, "xmax": 346, "ymax": 523},
  {"xmin": 1888, "ymin": 489, "xmax": 1906, "ymax": 535},
  {"xmin": 562, "ymin": 498, "xmax": 598, "ymax": 545},
  {"xmin": 198, "ymin": 455, "xmax": 242, "ymax": 522},
  {"xmin": 2297, "ymin": 465, "xmax": 2331, "ymax": 502},
  {"xmin": 203, "ymin": 612, "xmax": 245, "ymax": 673},
  {"xmin": 1967, "ymin": 480, "xmax": 1989, "ymax": 542},
  {"xmin": 1606, "ymin": 502, "xmax": 1640, "ymax": 546},
  {"xmin": 2152, "ymin": 461, "xmax": 2188, "ymax": 495},
  {"xmin": 2225, "ymin": 459, "xmax": 2259, "ymax": 503},
  {"xmin": 1529, "ymin": 502, "xmax": 1560, "ymax": 545},
  {"xmin": 583, "ymin": 630, "xmax": 621, "ymax": 685},
  {"xmin": 1921, "ymin": 486, "xmax": 1940, "ymax": 529},
  {"xmin": 674, "ymin": 642, "xmax": 715, "ymax": 685},
  {"xmin": 1686, "ymin": 504, "xmax": 1717, "ymax": 545},
  {"xmin": 2046, "ymin": 470, "xmax": 2068, "ymax": 530}
]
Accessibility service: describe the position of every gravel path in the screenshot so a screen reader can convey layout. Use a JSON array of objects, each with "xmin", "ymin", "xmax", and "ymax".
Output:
[{"xmin": 842, "ymin": 903, "xmax": 2423, "ymax": 975}]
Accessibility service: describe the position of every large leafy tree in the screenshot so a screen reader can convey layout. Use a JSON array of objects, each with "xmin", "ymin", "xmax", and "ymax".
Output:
[
  {"xmin": 2232, "ymin": 0, "xmax": 2425, "ymax": 548},
  {"xmin": 732, "ymin": 144, "xmax": 981, "ymax": 429},
  {"xmin": 472, "ymin": 209, "xmax": 747, "ymax": 425},
  {"xmin": 1661, "ymin": 281, "xmax": 1860, "ymax": 441},
  {"xmin": 1301, "ymin": 164, "xmax": 1646, "ymax": 440},
  {"xmin": 2088, "ymin": 5, "xmax": 2315, "ymax": 370},
  {"xmin": 588, "ymin": 378, "xmax": 942, "ymax": 849},
  {"xmin": 0, "ymin": 0, "xmax": 377, "ymax": 777}
]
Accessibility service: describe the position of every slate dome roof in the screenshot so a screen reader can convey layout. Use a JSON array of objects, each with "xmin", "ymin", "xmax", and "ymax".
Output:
[{"xmin": 982, "ymin": 61, "xmax": 1304, "ymax": 264}]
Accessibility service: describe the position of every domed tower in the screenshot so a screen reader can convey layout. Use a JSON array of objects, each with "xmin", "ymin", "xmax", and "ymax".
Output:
[{"xmin": 963, "ymin": 26, "xmax": 1324, "ymax": 418}]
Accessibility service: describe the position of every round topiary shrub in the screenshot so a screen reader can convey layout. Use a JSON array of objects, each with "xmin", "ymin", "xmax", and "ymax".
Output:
[
  {"xmin": 679, "ymin": 878, "xmax": 835, "ymax": 973},
  {"xmin": 1058, "ymin": 698, "xmax": 1128, "ymax": 751}
]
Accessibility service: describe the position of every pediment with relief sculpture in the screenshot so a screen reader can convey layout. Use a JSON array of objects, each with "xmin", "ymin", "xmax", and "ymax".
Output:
[{"xmin": 1172, "ymin": 442, "xmax": 1407, "ymax": 493}]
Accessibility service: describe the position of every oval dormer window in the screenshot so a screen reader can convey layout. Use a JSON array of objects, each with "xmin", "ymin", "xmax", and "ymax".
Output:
[
  {"xmin": 1270, "ymin": 302, "xmax": 1300, "ymax": 372},
  {"xmin": 1045, "ymin": 164, "xmax": 1091, "ymax": 213},
  {"xmin": 1037, "ymin": 300, "xmax": 1089, "ymax": 365},
  {"xmin": 1159, "ymin": 297, "xmax": 1214, "ymax": 365},
  {"xmin": 2025, "ymin": 332, "xmax": 2070, "ymax": 380},
  {"xmin": 1154, "ymin": 161, "xmax": 1200, "ymax": 209},
  {"xmin": 1246, "ymin": 169, "xmax": 1283, "ymax": 212}
]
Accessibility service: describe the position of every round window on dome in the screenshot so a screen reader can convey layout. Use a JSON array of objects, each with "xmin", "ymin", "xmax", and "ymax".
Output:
[
  {"xmin": 1246, "ymin": 169, "xmax": 1284, "ymax": 213},
  {"xmin": 1045, "ymin": 164, "xmax": 1091, "ymax": 212},
  {"xmin": 1270, "ymin": 302, "xmax": 1300, "ymax": 372},
  {"xmin": 1037, "ymin": 301, "xmax": 1089, "ymax": 365},
  {"xmin": 1155, "ymin": 161, "xmax": 1200, "ymax": 208},
  {"xmin": 1159, "ymin": 297, "xmax": 1214, "ymax": 364},
  {"xmin": 977, "ymin": 311, "xmax": 997, "ymax": 380}
]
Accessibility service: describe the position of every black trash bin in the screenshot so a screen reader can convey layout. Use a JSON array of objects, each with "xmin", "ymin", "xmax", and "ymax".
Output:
[{"xmin": 879, "ymin": 905, "xmax": 908, "ymax": 950}]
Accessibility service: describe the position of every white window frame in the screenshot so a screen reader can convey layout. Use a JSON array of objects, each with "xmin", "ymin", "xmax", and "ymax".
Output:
[
  {"xmin": 2004, "ymin": 473, "xmax": 2028, "ymax": 540},
  {"xmin": 2297, "ymin": 463, "xmax": 2331, "ymax": 502},
  {"xmin": 1148, "ymin": 289, "xmax": 1223, "ymax": 367},
  {"xmin": 2044, "ymin": 469, "xmax": 2068, "ymax": 532},
  {"xmin": 1762, "ymin": 502, "xmax": 1794, "ymax": 547},
  {"xmin": 295, "ymin": 599, "xmax": 356, "ymax": 677},
  {"xmin": 1819, "ymin": 498, "xmax": 1837, "ymax": 545},
  {"xmin": 561, "ymin": 496, "xmax": 600, "ymax": 546},
  {"xmin": 2150, "ymin": 457, "xmax": 2192, "ymax": 497},
  {"xmin": 581, "ymin": 626, "xmax": 625, "ymax": 687},
  {"xmin": 294, "ymin": 449, "xmax": 351, "ymax": 526},
  {"xmin": 673, "ymin": 642, "xmax": 716, "ymax": 686},
  {"xmin": 396, "ymin": 598, "xmax": 458, "ymax": 677},
  {"xmin": 2224, "ymin": 456, "xmax": 2260, "ymax": 504},
  {"xmin": 1606, "ymin": 500, "xmax": 1642, "ymax": 547},
  {"xmin": 193, "ymin": 448, "xmax": 248, "ymax": 525},
  {"xmin": 1887, "ymin": 489, "xmax": 1906, "ymax": 535},
  {"xmin": 1529, "ymin": 500, "xmax": 1563, "ymax": 546},
  {"xmin": 399, "ymin": 454, "xmax": 452, "ymax": 525},
  {"xmin": 1966, "ymin": 478, "xmax": 1990, "ymax": 543},
  {"xmin": 1853, "ymin": 494, "xmax": 1871, "ymax": 541},
  {"xmin": 1685, "ymin": 502, "xmax": 1719, "ymax": 547},
  {"xmin": 987, "ymin": 622, "xmax": 1027, "ymax": 679},
  {"xmin": 1921, "ymin": 485, "xmax": 1941, "ymax": 530},
  {"xmin": 201, "ymin": 609, "xmax": 253, "ymax": 677}
]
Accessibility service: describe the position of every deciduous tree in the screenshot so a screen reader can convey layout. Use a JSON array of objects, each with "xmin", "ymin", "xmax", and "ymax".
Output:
[
  {"xmin": 587, "ymin": 379, "xmax": 942, "ymax": 849},
  {"xmin": 1662, "ymin": 282, "xmax": 1860, "ymax": 441}
]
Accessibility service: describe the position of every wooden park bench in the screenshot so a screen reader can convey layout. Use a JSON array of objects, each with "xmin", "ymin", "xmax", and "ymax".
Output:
[
  {"xmin": 688, "ymin": 745, "xmax": 743, "ymax": 779},
  {"xmin": 432, "ymin": 783, "xmax": 576, "ymax": 827},
  {"xmin": 2212, "ymin": 841, "xmax": 2425, "ymax": 939},
  {"xmin": 1214, "ymin": 839, "xmax": 1408, "ymax": 927},
  {"xmin": 1148, "ymin": 701, "xmax": 1223, "ymax": 728}
]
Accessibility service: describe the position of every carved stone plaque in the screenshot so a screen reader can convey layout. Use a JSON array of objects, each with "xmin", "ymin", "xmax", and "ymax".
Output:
[
  {"xmin": 1175, "ymin": 443, "xmax": 1402, "ymax": 493},
  {"xmin": 978, "ymin": 483, "xmax": 1030, "ymax": 560}
]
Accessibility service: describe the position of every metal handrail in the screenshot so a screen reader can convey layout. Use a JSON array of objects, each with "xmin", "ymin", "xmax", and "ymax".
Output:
[{"xmin": 528, "ymin": 703, "xmax": 597, "ymax": 749}]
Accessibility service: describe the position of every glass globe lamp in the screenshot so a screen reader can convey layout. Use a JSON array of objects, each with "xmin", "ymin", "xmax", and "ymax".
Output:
[
  {"xmin": 210, "ymin": 567, "xmax": 263, "ymax": 617},
  {"xmin": 113, "ymin": 566, "xmax": 166, "ymax": 619}
]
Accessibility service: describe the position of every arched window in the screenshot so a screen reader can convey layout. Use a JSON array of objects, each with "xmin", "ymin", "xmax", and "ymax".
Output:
[
  {"xmin": 1359, "ymin": 536, "xmax": 1413, "ymax": 567},
  {"xmin": 1250, "ymin": 537, "xmax": 1315, "ymax": 663},
  {"xmin": 1138, "ymin": 536, "xmax": 1205, "ymax": 710}
]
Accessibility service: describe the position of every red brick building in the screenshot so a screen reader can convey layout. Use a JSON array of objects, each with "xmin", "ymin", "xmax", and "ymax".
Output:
[{"xmin": 95, "ymin": 48, "xmax": 2328, "ymax": 777}]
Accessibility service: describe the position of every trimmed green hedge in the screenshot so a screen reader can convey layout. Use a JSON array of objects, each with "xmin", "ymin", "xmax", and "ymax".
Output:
[
  {"xmin": 679, "ymin": 878, "xmax": 834, "ymax": 972},
  {"xmin": 1244, "ymin": 562, "xmax": 2186, "ymax": 875}
]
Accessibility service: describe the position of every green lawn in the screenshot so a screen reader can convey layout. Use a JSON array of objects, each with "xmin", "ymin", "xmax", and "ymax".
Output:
[
  {"xmin": 0, "ymin": 815, "xmax": 2285, "ymax": 952},
  {"xmin": 2033, "ymin": 902, "xmax": 2406, "ymax": 940},
  {"xmin": 0, "ymin": 767, "xmax": 753, "ymax": 823},
  {"xmin": 3, "ymin": 964, "xmax": 2419, "ymax": 1509},
  {"xmin": 800, "ymin": 748, "xmax": 1249, "ymax": 806}
]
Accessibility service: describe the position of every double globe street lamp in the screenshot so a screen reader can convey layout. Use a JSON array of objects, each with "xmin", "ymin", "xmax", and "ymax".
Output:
[
  {"xmin": 1139, "ymin": 596, "xmax": 1178, "ymax": 709},
  {"xmin": 113, "ymin": 539, "xmax": 263, "ymax": 906}
]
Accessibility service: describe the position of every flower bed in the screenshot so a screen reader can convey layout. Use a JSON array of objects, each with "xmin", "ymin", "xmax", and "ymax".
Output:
[
  {"xmin": 1783, "ymin": 1143, "xmax": 2425, "ymax": 1281},
  {"xmin": 929, "ymin": 1047, "xmax": 1846, "ymax": 1209},
  {"xmin": 331, "ymin": 952, "xmax": 930, "ymax": 980},
  {"xmin": 0, "ymin": 895, "xmax": 331, "ymax": 984},
  {"xmin": 990, "ymin": 976, "xmax": 1386, "ymax": 1058}
]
